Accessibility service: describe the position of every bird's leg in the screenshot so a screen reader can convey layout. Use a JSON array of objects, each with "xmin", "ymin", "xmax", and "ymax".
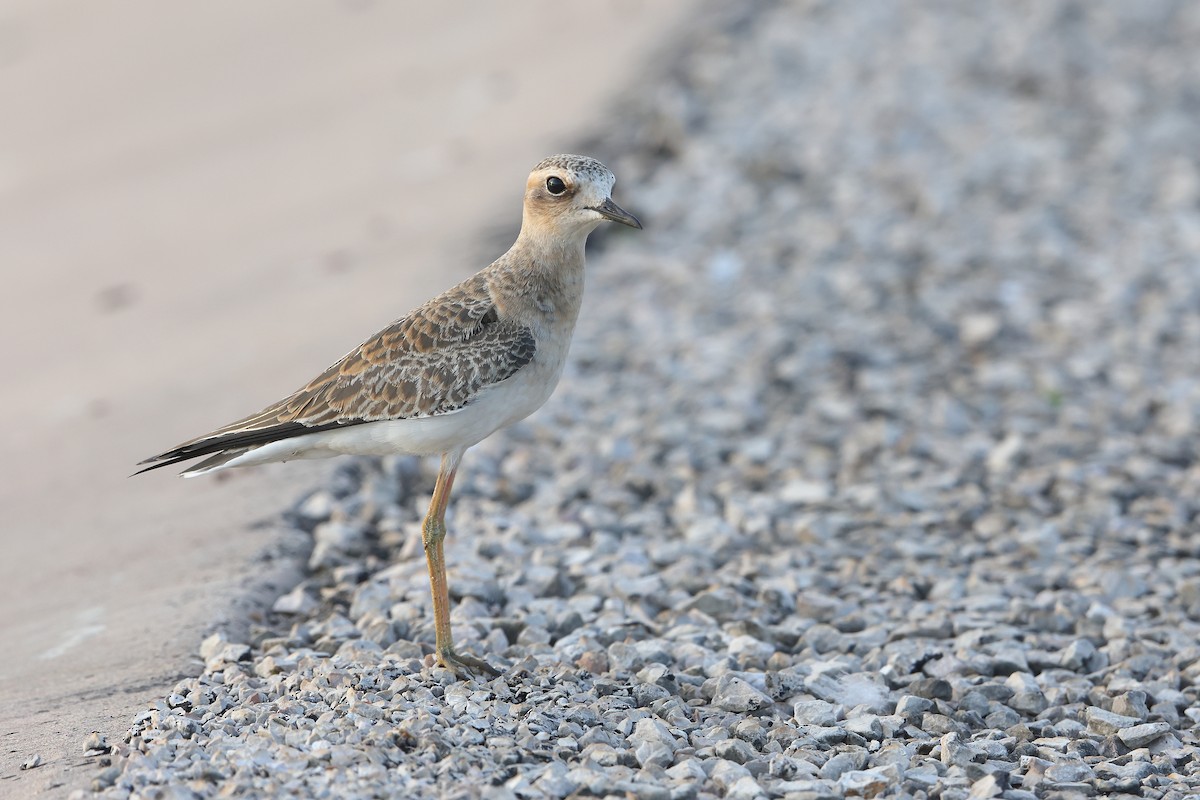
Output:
[{"xmin": 422, "ymin": 451, "xmax": 499, "ymax": 677}]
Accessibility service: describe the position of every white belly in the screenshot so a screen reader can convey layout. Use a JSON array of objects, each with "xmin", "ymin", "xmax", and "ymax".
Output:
[
  {"xmin": 319, "ymin": 364, "xmax": 562, "ymax": 457},
  {"xmin": 207, "ymin": 350, "xmax": 567, "ymax": 472}
]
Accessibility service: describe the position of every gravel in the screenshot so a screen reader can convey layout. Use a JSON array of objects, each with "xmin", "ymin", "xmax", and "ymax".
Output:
[{"xmin": 85, "ymin": 1, "xmax": 1200, "ymax": 797}]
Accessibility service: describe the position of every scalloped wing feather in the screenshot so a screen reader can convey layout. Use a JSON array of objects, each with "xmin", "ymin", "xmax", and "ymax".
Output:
[{"xmin": 137, "ymin": 274, "xmax": 536, "ymax": 471}]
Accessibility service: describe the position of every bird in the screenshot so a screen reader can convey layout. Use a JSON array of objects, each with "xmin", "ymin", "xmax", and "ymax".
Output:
[{"xmin": 137, "ymin": 154, "xmax": 642, "ymax": 675}]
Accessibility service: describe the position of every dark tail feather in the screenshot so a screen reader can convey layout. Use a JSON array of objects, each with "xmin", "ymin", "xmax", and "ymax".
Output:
[
  {"xmin": 133, "ymin": 419, "xmax": 356, "ymax": 477},
  {"xmin": 131, "ymin": 452, "xmax": 210, "ymax": 476}
]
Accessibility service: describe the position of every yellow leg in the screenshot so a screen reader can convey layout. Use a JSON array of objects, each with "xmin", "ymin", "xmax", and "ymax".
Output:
[{"xmin": 422, "ymin": 451, "xmax": 498, "ymax": 677}]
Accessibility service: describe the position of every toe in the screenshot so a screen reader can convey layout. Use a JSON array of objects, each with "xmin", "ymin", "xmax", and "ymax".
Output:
[{"xmin": 438, "ymin": 648, "xmax": 501, "ymax": 678}]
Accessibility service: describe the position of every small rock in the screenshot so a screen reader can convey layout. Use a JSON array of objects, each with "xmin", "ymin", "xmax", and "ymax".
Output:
[
  {"xmin": 576, "ymin": 650, "xmax": 609, "ymax": 674},
  {"xmin": 819, "ymin": 750, "xmax": 867, "ymax": 780},
  {"xmin": 1111, "ymin": 691, "xmax": 1149, "ymax": 720},
  {"xmin": 780, "ymin": 479, "xmax": 830, "ymax": 504},
  {"xmin": 844, "ymin": 714, "xmax": 883, "ymax": 740},
  {"xmin": 83, "ymin": 731, "xmax": 109, "ymax": 754},
  {"xmin": 911, "ymin": 678, "xmax": 953, "ymax": 701},
  {"xmin": 940, "ymin": 732, "xmax": 976, "ymax": 768},
  {"xmin": 1004, "ymin": 673, "xmax": 1047, "ymax": 715},
  {"xmin": 1085, "ymin": 707, "xmax": 1141, "ymax": 735},
  {"xmin": 895, "ymin": 695, "xmax": 933, "ymax": 717},
  {"xmin": 294, "ymin": 490, "xmax": 335, "ymax": 526},
  {"xmin": 1148, "ymin": 731, "xmax": 1183, "ymax": 755},
  {"xmin": 91, "ymin": 766, "xmax": 120, "ymax": 790},
  {"xmin": 988, "ymin": 646, "xmax": 1029, "ymax": 675},
  {"xmin": 714, "ymin": 739, "xmax": 756, "ymax": 764},
  {"xmin": 666, "ymin": 760, "xmax": 707, "ymax": 784},
  {"xmin": 273, "ymin": 585, "xmax": 318, "ymax": 615},
  {"xmin": 336, "ymin": 638, "xmax": 384, "ymax": 663},
  {"xmin": 961, "ymin": 313, "xmax": 1002, "ymax": 347},
  {"xmin": 709, "ymin": 760, "xmax": 753, "ymax": 792},
  {"xmin": 713, "ymin": 675, "xmax": 773, "ymax": 712},
  {"xmin": 1043, "ymin": 760, "xmax": 1094, "ymax": 782},
  {"xmin": 727, "ymin": 634, "xmax": 774, "ymax": 664},
  {"xmin": 794, "ymin": 699, "xmax": 839, "ymax": 726},
  {"xmin": 1060, "ymin": 639, "xmax": 1105, "ymax": 673},
  {"xmin": 206, "ymin": 643, "xmax": 251, "ymax": 667},
  {"xmin": 308, "ymin": 520, "xmax": 368, "ymax": 568},
  {"xmin": 968, "ymin": 773, "xmax": 1004, "ymax": 798},
  {"xmin": 198, "ymin": 632, "xmax": 227, "ymax": 661},
  {"xmin": 630, "ymin": 718, "xmax": 678, "ymax": 768},
  {"xmin": 840, "ymin": 765, "xmax": 901, "ymax": 797},
  {"xmin": 1117, "ymin": 721, "xmax": 1170, "ymax": 748},
  {"xmin": 724, "ymin": 775, "xmax": 767, "ymax": 800}
]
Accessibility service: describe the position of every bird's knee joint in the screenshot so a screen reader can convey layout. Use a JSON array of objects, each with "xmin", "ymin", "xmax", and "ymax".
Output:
[{"xmin": 422, "ymin": 518, "xmax": 446, "ymax": 548}]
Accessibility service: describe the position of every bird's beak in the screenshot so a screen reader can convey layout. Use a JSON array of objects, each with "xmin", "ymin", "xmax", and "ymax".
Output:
[{"xmin": 593, "ymin": 197, "xmax": 643, "ymax": 229}]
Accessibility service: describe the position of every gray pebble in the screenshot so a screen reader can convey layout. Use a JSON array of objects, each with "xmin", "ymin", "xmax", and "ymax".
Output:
[
  {"xmin": 709, "ymin": 760, "xmax": 753, "ymax": 792},
  {"xmin": 712, "ymin": 675, "xmax": 773, "ymax": 713},
  {"xmin": 1111, "ymin": 691, "xmax": 1149, "ymax": 720},
  {"xmin": 968, "ymin": 773, "xmax": 1004, "ymax": 799},
  {"xmin": 1060, "ymin": 639, "xmax": 1106, "ymax": 673},
  {"xmin": 1117, "ymin": 721, "xmax": 1171, "ymax": 748},
  {"xmin": 819, "ymin": 750, "xmax": 867, "ymax": 780},
  {"xmin": 724, "ymin": 775, "xmax": 767, "ymax": 800},
  {"xmin": 1043, "ymin": 760, "xmax": 1094, "ymax": 783},
  {"xmin": 83, "ymin": 731, "xmax": 109, "ymax": 754},
  {"xmin": 1004, "ymin": 673, "xmax": 1048, "ymax": 716},
  {"xmin": 1086, "ymin": 707, "xmax": 1142, "ymax": 736},
  {"xmin": 630, "ymin": 718, "xmax": 678, "ymax": 768},
  {"xmin": 911, "ymin": 678, "xmax": 953, "ymax": 701},
  {"xmin": 271, "ymin": 584, "xmax": 317, "ymax": 615},
  {"xmin": 793, "ymin": 699, "xmax": 839, "ymax": 726},
  {"xmin": 895, "ymin": 695, "xmax": 934, "ymax": 717},
  {"xmin": 714, "ymin": 739, "xmax": 757, "ymax": 765},
  {"xmin": 843, "ymin": 715, "xmax": 883, "ymax": 740}
]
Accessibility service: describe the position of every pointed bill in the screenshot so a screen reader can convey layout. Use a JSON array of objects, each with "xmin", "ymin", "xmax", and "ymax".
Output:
[{"xmin": 593, "ymin": 197, "xmax": 643, "ymax": 229}]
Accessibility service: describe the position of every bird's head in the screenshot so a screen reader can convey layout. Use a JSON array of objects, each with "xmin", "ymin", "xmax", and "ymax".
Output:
[{"xmin": 521, "ymin": 154, "xmax": 642, "ymax": 240}]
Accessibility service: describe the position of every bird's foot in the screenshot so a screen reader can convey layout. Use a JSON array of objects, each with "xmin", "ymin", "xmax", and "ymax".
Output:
[{"xmin": 437, "ymin": 647, "xmax": 501, "ymax": 678}]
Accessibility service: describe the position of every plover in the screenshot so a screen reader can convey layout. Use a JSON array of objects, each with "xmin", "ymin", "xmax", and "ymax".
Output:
[{"xmin": 138, "ymin": 155, "xmax": 641, "ymax": 675}]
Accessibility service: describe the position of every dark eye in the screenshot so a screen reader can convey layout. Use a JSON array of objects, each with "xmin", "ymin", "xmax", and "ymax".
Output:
[{"xmin": 546, "ymin": 176, "xmax": 567, "ymax": 195}]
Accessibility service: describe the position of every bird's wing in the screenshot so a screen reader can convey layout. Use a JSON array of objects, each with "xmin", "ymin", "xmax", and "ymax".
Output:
[{"xmin": 137, "ymin": 274, "xmax": 536, "ymax": 472}]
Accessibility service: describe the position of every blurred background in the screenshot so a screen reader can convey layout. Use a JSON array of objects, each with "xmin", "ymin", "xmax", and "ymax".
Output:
[{"xmin": 0, "ymin": 0, "xmax": 688, "ymax": 792}]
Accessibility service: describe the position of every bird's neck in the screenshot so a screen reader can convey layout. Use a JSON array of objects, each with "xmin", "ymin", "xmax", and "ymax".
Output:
[
  {"xmin": 513, "ymin": 224, "xmax": 591, "ymax": 268},
  {"xmin": 490, "ymin": 229, "xmax": 590, "ymax": 325}
]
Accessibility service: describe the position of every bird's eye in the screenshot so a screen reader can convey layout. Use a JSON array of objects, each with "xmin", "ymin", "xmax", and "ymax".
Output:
[{"xmin": 546, "ymin": 176, "xmax": 567, "ymax": 195}]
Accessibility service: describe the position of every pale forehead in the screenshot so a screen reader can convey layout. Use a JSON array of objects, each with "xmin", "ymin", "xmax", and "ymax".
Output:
[{"xmin": 531, "ymin": 154, "xmax": 614, "ymax": 184}]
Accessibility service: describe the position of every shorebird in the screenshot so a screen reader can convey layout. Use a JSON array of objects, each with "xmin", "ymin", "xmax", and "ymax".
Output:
[{"xmin": 137, "ymin": 155, "xmax": 641, "ymax": 675}]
